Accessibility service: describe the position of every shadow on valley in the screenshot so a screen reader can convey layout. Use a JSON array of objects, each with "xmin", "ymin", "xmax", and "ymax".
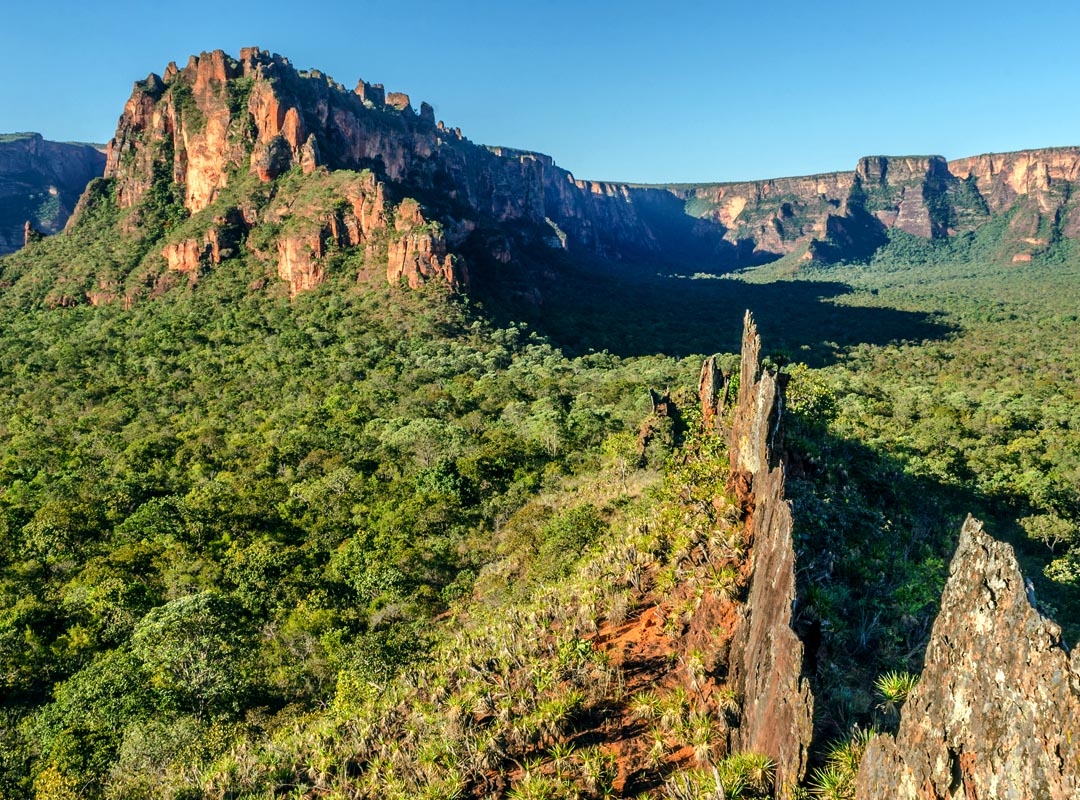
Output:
[{"xmin": 472, "ymin": 256, "xmax": 955, "ymax": 364}]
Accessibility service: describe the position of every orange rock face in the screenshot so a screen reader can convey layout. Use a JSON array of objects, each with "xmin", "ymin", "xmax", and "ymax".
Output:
[
  {"xmin": 948, "ymin": 147, "xmax": 1080, "ymax": 212},
  {"xmin": 386, "ymin": 199, "xmax": 468, "ymax": 291},
  {"xmin": 385, "ymin": 92, "xmax": 411, "ymax": 111},
  {"xmin": 163, "ymin": 238, "xmax": 206, "ymax": 274},
  {"xmin": 276, "ymin": 235, "xmax": 324, "ymax": 295},
  {"xmin": 102, "ymin": 47, "xmax": 1080, "ymax": 300},
  {"xmin": 386, "ymin": 232, "xmax": 466, "ymax": 291}
]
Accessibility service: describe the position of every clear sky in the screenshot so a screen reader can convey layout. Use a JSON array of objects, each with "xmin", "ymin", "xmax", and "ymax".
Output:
[{"xmin": 2, "ymin": 0, "xmax": 1079, "ymax": 184}]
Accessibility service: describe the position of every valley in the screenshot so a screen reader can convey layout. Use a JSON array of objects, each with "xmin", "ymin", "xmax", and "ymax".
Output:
[{"xmin": 0, "ymin": 47, "xmax": 1077, "ymax": 800}]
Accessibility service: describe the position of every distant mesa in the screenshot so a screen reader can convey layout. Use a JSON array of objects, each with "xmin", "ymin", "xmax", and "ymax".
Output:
[{"xmin": 0, "ymin": 133, "xmax": 106, "ymax": 255}]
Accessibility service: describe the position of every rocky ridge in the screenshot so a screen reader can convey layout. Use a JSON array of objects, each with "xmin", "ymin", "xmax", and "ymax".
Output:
[
  {"xmin": 698, "ymin": 313, "xmax": 815, "ymax": 791},
  {"xmin": 701, "ymin": 329, "xmax": 1080, "ymax": 798},
  {"xmin": 102, "ymin": 48, "xmax": 724, "ymax": 299},
  {"xmin": 15, "ymin": 47, "xmax": 1077, "ymax": 301},
  {"xmin": 7, "ymin": 44, "xmax": 1079, "ymax": 305},
  {"xmin": 0, "ymin": 133, "xmax": 106, "ymax": 254}
]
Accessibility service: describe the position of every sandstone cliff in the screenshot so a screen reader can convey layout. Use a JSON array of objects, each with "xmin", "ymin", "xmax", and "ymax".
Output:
[
  {"xmin": 101, "ymin": 48, "xmax": 714, "ymax": 300},
  {"xmin": 856, "ymin": 516, "xmax": 1080, "ymax": 799},
  {"xmin": 40, "ymin": 46, "xmax": 1080, "ymax": 303},
  {"xmin": 0, "ymin": 133, "xmax": 105, "ymax": 254},
  {"xmin": 673, "ymin": 148, "xmax": 1080, "ymax": 264}
]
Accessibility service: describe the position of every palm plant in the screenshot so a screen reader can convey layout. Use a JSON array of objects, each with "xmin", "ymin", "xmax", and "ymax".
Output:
[{"xmin": 874, "ymin": 670, "xmax": 919, "ymax": 717}]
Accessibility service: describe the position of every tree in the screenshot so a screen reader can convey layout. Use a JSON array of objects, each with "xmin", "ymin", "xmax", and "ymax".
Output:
[{"xmin": 131, "ymin": 591, "xmax": 250, "ymax": 720}]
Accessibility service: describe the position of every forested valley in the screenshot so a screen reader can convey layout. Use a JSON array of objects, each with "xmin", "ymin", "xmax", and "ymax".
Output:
[{"xmin": 0, "ymin": 177, "xmax": 1077, "ymax": 798}]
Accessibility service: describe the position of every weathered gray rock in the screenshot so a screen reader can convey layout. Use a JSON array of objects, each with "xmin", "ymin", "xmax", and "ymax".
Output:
[
  {"xmin": 856, "ymin": 516, "xmax": 1080, "ymax": 800},
  {"xmin": 725, "ymin": 311, "xmax": 814, "ymax": 791}
]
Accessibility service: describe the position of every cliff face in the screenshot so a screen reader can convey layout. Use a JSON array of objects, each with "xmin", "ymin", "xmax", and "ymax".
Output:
[
  {"xmin": 38, "ymin": 47, "xmax": 1080, "ymax": 302},
  {"xmin": 675, "ymin": 147, "xmax": 1080, "ymax": 263},
  {"xmin": 101, "ymin": 48, "xmax": 710, "ymax": 299},
  {"xmin": 0, "ymin": 133, "xmax": 106, "ymax": 254},
  {"xmin": 671, "ymin": 171, "xmax": 853, "ymax": 262},
  {"xmin": 856, "ymin": 516, "xmax": 1080, "ymax": 799}
]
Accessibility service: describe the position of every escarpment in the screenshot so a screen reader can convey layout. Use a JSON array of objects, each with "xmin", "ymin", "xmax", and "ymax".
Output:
[
  {"xmin": 0, "ymin": 133, "xmax": 105, "ymax": 254},
  {"xmin": 100, "ymin": 48, "xmax": 727, "ymax": 301},
  {"xmin": 15, "ymin": 46, "xmax": 1080, "ymax": 303},
  {"xmin": 855, "ymin": 516, "xmax": 1080, "ymax": 799},
  {"xmin": 672, "ymin": 147, "xmax": 1080, "ymax": 264}
]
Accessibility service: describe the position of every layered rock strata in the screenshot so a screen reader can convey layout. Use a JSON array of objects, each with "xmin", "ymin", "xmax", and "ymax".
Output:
[
  {"xmin": 50, "ymin": 46, "xmax": 1080, "ymax": 302},
  {"xmin": 672, "ymin": 148, "xmax": 1080, "ymax": 263},
  {"xmin": 103, "ymin": 48, "xmax": 703, "ymax": 299}
]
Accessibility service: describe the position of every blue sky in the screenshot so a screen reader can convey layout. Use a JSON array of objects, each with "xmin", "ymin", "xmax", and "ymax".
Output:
[{"xmin": 3, "ymin": 0, "xmax": 1079, "ymax": 183}]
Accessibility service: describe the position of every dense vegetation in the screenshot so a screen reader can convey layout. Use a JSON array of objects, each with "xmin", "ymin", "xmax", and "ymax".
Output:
[{"xmin": 0, "ymin": 159, "xmax": 1077, "ymax": 799}]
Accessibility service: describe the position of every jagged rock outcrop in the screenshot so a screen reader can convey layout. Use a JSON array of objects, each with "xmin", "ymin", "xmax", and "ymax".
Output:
[
  {"xmin": 386, "ymin": 199, "xmax": 467, "ymax": 291},
  {"xmin": 162, "ymin": 207, "xmax": 247, "ymax": 280},
  {"xmin": 98, "ymin": 48, "xmax": 697, "ymax": 297},
  {"xmin": 163, "ymin": 237, "xmax": 206, "ymax": 275},
  {"xmin": 0, "ymin": 133, "xmax": 106, "ymax": 254},
  {"xmin": 23, "ymin": 221, "xmax": 42, "ymax": 247},
  {"xmin": 721, "ymin": 312, "xmax": 815, "ymax": 791},
  {"xmin": 698, "ymin": 354, "xmax": 733, "ymax": 431},
  {"xmin": 856, "ymin": 516, "xmax": 1080, "ymax": 800},
  {"xmin": 102, "ymin": 48, "xmax": 687, "ymax": 276}
]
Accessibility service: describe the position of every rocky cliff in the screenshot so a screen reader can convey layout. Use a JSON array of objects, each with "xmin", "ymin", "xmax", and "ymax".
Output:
[
  {"xmin": 99, "ymin": 48, "xmax": 730, "ymax": 300},
  {"xmin": 856, "ymin": 516, "xmax": 1080, "ymax": 799},
  {"xmin": 673, "ymin": 147, "xmax": 1080, "ymax": 264},
  {"xmin": 21, "ymin": 47, "xmax": 1080, "ymax": 303},
  {"xmin": 0, "ymin": 133, "xmax": 105, "ymax": 254}
]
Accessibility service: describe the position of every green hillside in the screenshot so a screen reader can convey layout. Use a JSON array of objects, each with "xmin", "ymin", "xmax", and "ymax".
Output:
[{"xmin": 0, "ymin": 137, "xmax": 1077, "ymax": 799}]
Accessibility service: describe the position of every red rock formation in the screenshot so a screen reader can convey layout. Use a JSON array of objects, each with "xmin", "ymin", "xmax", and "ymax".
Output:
[
  {"xmin": 102, "ymin": 48, "xmax": 673, "ymax": 279},
  {"xmin": 343, "ymin": 172, "xmax": 388, "ymax": 241},
  {"xmin": 98, "ymin": 47, "xmax": 1080, "ymax": 296},
  {"xmin": 698, "ymin": 354, "xmax": 732, "ymax": 431},
  {"xmin": 276, "ymin": 235, "xmax": 324, "ymax": 295},
  {"xmin": 387, "ymin": 199, "xmax": 468, "ymax": 291},
  {"xmin": 354, "ymin": 80, "xmax": 385, "ymax": 107},
  {"xmin": 386, "ymin": 91, "xmax": 412, "ymax": 112},
  {"xmin": 22, "ymin": 221, "xmax": 41, "ymax": 247},
  {"xmin": 163, "ymin": 238, "xmax": 207, "ymax": 275},
  {"xmin": 419, "ymin": 101, "xmax": 436, "ymax": 126},
  {"xmin": 856, "ymin": 516, "xmax": 1080, "ymax": 800},
  {"xmin": 672, "ymin": 171, "xmax": 853, "ymax": 259},
  {"xmin": 948, "ymin": 147, "xmax": 1080, "ymax": 212},
  {"xmin": 675, "ymin": 147, "xmax": 1080, "ymax": 263}
]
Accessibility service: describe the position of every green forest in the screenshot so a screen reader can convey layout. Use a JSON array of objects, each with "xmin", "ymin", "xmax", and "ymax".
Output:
[{"xmin": 0, "ymin": 171, "xmax": 1077, "ymax": 799}]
